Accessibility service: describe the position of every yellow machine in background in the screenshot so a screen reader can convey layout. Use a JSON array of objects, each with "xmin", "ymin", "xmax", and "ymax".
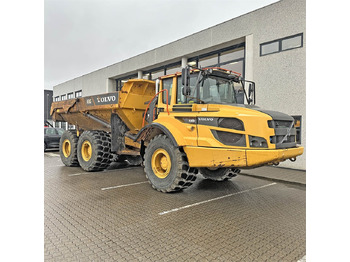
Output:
[{"xmin": 51, "ymin": 67, "xmax": 303, "ymax": 192}]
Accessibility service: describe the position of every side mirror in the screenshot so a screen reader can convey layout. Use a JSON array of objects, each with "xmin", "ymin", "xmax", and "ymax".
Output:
[
  {"xmin": 182, "ymin": 87, "xmax": 191, "ymax": 96},
  {"xmin": 181, "ymin": 67, "xmax": 191, "ymax": 95},
  {"xmin": 182, "ymin": 67, "xmax": 190, "ymax": 86},
  {"xmin": 248, "ymin": 82, "xmax": 255, "ymax": 104}
]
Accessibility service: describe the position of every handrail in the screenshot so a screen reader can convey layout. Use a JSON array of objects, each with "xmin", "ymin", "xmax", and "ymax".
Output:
[{"xmin": 142, "ymin": 89, "xmax": 169, "ymax": 127}]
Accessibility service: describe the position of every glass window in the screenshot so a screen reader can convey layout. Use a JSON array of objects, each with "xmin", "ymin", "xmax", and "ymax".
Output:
[
  {"xmin": 220, "ymin": 60, "xmax": 244, "ymax": 102},
  {"xmin": 162, "ymin": 78, "xmax": 173, "ymax": 104},
  {"xmin": 151, "ymin": 70, "xmax": 164, "ymax": 80},
  {"xmin": 54, "ymin": 96, "xmax": 60, "ymax": 102},
  {"xmin": 166, "ymin": 65, "xmax": 181, "ymax": 75},
  {"xmin": 61, "ymin": 94, "xmax": 66, "ymax": 101},
  {"xmin": 176, "ymin": 75, "xmax": 199, "ymax": 104},
  {"xmin": 56, "ymin": 128, "xmax": 64, "ymax": 135},
  {"xmin": 45, "ymin": 128, "xmax": 56, "ymax": 135},
  {"xmin": 260, "ymin": 33, "xmax": 303, "ymax": 56},
  {"xmin": 198, "ymin": 77, "xmax": 236, "ymax": 104},
  {"xmin": 67, "ymin": 92, "xmax": 74, "ymax": 99},
  {"xmin": 176, "ymin": 73, "xmax": 237, "ymax": 104},
  {"xmin": 261, "ymin": 41, "xmax": 279, "ymax": 56},
  {"xmin": 198, "ymin": 54, "xmax": 218, "ymax": 68},
  {"xmin": 75, "ymin": 90, "xmax": 82, "ymax": 97},
  {"xmin": 220, "ymin": 48, "xmax": 244, "ymax": 64},
  {"xmin": 142, "ymin": 73, "xmax": 151, "ymax": 80},
  {"xmin": 61, "ymin": 122, "xmax": 67, "ymax": 130},
  {"xmin": 282, "ymin": 35, "xmax": 302, "ymax": 51},
  {"xmin": 221, "ymin": 60, "xmax": 244, "ymax": 75},
  {"xmin": 187, "ymin": 60, "xmax": 197, "ymax": 67}
]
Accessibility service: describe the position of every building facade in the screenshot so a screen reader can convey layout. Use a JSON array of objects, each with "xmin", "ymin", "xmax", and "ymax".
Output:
[
  {"xmin": 44, "ymin": 90, "xmax": 53, "ymax": 126},
  {"xmin": 53, "ymin": 0, "xmax": 306, "ymax": 169}
]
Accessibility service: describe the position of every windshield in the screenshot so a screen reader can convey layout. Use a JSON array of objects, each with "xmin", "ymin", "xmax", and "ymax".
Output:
[{"xmin": 177, "ymin": 73, "xmax": 237, "ymax": 104}]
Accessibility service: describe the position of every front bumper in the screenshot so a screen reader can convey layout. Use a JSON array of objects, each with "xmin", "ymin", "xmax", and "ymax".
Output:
[{"xmin": 183, "ymin": 146, "xmax": 304, "ymax": 168}]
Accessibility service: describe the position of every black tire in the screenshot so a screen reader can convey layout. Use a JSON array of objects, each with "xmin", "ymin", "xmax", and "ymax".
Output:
[
  {"xmin": 59, "ymin": 130, "xmax": 79, "ymax": 167},
  {"xmin": 199, "ymin": 167, "xmax": 240, "ymax": 181},
  {"xmin": 144, "ymin": 135, "xmax": 198, "ymax": 193},
  {"xmin": 77, "ymin": 130, "xmax": 112, "ymax": 171}
]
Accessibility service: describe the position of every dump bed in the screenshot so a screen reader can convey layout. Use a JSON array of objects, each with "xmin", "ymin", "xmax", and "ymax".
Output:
[{"xmin": 51, "ymin": 79, "xmax": 156, "ymax": 133}]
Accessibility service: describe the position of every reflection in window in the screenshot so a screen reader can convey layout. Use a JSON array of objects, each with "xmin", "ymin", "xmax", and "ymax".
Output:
[
  {"xmin": 220, "ymin": 48, "xmax": 244, "ymax": 64},
  {"xmin": 166, "ymin": 65, "xmax": 181, "ymax": 75},
  {"xmin": 143, "ymin": 73, "xmax": 151, "ymax": 80},
  {"xmin": 151, "ymin": 70, "xmax": 164, "ymax": 80},
  {"xmin": 198, "ymin": 54, "xmax": 218, "ymax": 68}
]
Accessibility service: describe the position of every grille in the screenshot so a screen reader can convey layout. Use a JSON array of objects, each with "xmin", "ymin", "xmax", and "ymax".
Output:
[
  {"xmin": 268, "ymin": 120, "xmax": 294, "ymax": 128},
  {"xmin": 270, "ymin": 135, "xmax": 296, "ymax": 144},
  {"xmin": 268, "ymin": 120, "xmax": 296, "ymax": 149}
]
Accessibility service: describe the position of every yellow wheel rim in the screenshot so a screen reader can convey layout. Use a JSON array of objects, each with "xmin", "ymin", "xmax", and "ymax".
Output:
[
  {"xmin": 62, "ymin": 139, "xmax": 71, "ymax": 158},
  {"xmin": 151, "ymin": 148, "xmax": 171, "ymax": 179},
  {"xmin": 81, "ymin": 140, "xmax": 92, "ymax": 162}
]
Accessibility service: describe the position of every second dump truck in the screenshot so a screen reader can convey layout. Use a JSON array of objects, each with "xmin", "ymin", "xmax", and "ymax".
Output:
[{"xmin": 51, "ymin": 67, "xmax": 303, "ymax": 192}]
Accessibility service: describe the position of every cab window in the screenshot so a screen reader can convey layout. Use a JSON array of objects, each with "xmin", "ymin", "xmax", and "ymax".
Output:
[
  {"xmin": 176, "ymin": 75, "xmax": 198, "ymax": 104},
  {"xmin": 162, "ymin": 78, "xmax": 173, "ymax": 104}
]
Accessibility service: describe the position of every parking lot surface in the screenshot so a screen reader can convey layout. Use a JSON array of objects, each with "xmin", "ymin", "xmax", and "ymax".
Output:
[{"xmin": 45, "ymin": 152, "xmax": 305, "ymax": 261}]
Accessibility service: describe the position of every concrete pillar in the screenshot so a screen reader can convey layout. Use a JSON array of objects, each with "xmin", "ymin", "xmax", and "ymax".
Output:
[
  {"xmin": 245, "ymin": 34, "xmax": 254, "ymax": 81},
  {"xmin": 106, "ymin": 78, "xmax": 116, "ymax": 92},
  {"xmin": 138, "ymin": 70, "xmax": 143, "ymax": 79},
  {"xmin": 181, "ymin": 57, "xmax": 188, "ymax": 68}
]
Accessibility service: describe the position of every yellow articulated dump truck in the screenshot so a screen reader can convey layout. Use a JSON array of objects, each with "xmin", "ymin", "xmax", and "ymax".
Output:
[{"xmin": 51, "ymin": 67, "xmax": 303, "ymax": 192}]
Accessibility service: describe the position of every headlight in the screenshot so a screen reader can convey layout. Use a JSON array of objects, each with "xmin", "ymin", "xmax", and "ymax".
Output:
[{"xmin": 249, "ymin": 135, "xmax": 268, "ymax": 148}]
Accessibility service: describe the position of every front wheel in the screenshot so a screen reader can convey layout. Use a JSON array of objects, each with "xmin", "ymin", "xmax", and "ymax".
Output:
[
  {"xmin": 199, "ymin": 167, "xmax": 240, "ymax": 181},
  {"xmin": 144, "ymin": 135, "xmax": 198, "ymax": 193}
]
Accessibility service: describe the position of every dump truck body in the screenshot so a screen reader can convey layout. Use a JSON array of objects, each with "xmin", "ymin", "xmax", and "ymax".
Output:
[{"xmin": 51, "ymin": 79, "xmax": 155, "ymax": 156}]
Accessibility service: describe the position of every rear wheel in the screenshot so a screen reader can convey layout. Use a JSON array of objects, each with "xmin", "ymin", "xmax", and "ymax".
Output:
[
  {"xmin": 77, "ymin": 130, "xmax": 112, "ymax": 171},
  {"xmin": 144, "ymin": 135, "xmax": 198, "ymax": 193},
  {"xmin": 199, "ymin": 167, "xmax": 240, "ymax": 181},
  {"xmin": 59, "ymin": 130, "xmax": 79, "ymax": 166}
]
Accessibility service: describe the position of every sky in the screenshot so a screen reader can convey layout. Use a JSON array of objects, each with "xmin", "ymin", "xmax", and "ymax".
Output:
[{"xmin": 44, "ymin": 0, "xmax": 279, "ymax": 90}]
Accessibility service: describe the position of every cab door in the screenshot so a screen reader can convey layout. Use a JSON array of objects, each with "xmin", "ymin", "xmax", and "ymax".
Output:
[{"xmin": 156, "ymin": 75, "xmax": 199, "ymax": 147}]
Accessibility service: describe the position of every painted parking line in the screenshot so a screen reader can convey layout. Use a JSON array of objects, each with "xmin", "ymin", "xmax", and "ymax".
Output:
[
  {"xmin": 101, "ymin": 181, "xmax": 148, "ymax": 190},
  {"xmin": 68, "ymin": 167, "xmax": 140, "ymax": 177},
  {"xmin": 44, "ymin": 153, "xmax": 60, "ymax": 157},
  {"xmin": 297, "ymin": 255, "xmax": 306, "ymax": 262},
  {"xmin": 158, "ymin": 182, "xmax": 277, "ymax": 215}
]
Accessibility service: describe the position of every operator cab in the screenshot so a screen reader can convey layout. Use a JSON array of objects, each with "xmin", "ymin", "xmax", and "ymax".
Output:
[{"xmin": 158, "ymin": 67, "xmax": 255, "ymax": 108}]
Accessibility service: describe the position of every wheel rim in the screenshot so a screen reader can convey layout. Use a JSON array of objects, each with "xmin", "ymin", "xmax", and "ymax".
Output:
[
  {"xmin": 151, "ymin": 148, "xmax": 171, "ymax": 179},
  {"xmin": 62, "ymin": 139, "xmax": 71, "ymax": 158},
  {"xmin": 81, "ymin": 140, "xmax": 92, "ymax": 162}
]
